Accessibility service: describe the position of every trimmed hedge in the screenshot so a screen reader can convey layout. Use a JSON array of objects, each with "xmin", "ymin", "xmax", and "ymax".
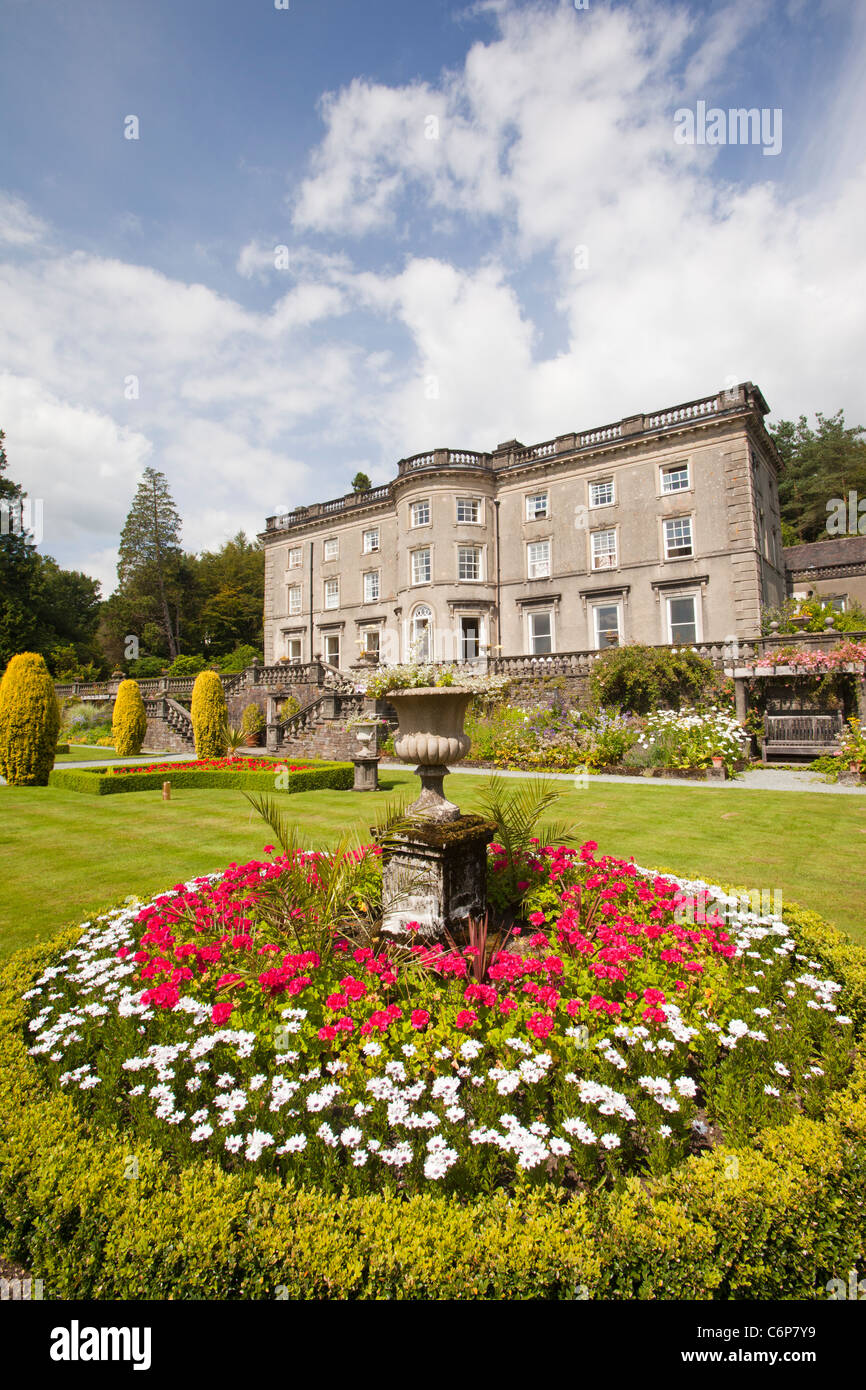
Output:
[
  {"xmin": 111, "ymin": 679, "xmax": 147, "ymax": 757},
  {"xmin": 47, "ymin": 761, "xmax": 354, "ymax": 796},
  {"xmin": 0, "ymin": 652, "xmax": 60, "ymax": 786},
  {"xmin": 1, "ymin": 903, "xmax": 865, "ymax": 1299},
  {"xmin": 191, "ymin": 670, "xmax": 228, "ymax": 759}
]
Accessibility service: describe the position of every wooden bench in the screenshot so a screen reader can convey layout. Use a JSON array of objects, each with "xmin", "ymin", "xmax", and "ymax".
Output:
[{"xmin": 761, "ymin": 712, "xmax": 843, "ymax": 762}]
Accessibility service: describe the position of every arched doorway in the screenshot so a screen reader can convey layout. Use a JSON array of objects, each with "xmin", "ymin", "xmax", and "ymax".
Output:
[{"xmin": 410, "ymin": 604, "xmax": 433, "ymax": 662}]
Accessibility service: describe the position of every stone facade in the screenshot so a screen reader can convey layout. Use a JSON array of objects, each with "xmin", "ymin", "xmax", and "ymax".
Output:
[{"xmin": 261, "ymin": 382, "xmax": 786, "ymax": 666}]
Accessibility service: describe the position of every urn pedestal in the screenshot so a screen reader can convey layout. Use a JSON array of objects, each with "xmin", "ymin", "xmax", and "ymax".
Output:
[
  {"xmin": 378, "ymin": 816, "xmax": 495, "ymax": 941},
  {"xmin": 353, "ymin": 755, "xmax": 380, "ymax": 791},
  {"xmin": 378, "ymin": 686, "xmax": 494, "ymax": 940}
]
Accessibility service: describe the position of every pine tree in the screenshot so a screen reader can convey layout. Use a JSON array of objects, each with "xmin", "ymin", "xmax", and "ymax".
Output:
[
  {"xmin": 772, "ymin": 410, "xmax": 866, "ymax": 544},
  {"xmin": 0, "ymin": 652, "xmax": 60, "ymax": 785},
  {"xmin": 117, "ymin": 468, "xmax": 183, "ymax": 659}
]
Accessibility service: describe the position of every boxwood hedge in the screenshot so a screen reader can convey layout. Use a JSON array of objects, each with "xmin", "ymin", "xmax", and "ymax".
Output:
[
  {"xmin": 1, "ymin": 901, "xmax": 864, "ymax": 1300},
  {"xmin": 48, "ymin": 761, "xmax": 354, "ymax": 796}
]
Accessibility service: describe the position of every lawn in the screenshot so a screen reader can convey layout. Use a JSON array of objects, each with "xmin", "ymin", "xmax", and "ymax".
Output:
[
  {"xmin": 53, "ymin": 746, "xmax": 176, "ymax": 763},
  {"xmin": 1, "ymin": 772, "xmax": 865, "ymax": 959}
]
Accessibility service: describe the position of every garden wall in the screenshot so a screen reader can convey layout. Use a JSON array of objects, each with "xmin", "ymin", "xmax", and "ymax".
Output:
[{"xmin": 500, "ymin": 672, "xmax": 591, "ymax": 709}]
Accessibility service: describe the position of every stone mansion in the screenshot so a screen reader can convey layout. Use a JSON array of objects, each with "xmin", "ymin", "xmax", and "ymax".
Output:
[{"xmin": 260, "ymin": 381, "xmax": 787, "ymax": 668}]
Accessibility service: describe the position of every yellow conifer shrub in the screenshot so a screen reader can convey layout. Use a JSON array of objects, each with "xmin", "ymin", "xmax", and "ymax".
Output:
[
  {"xmin": 190, "ymin": 670, "xmax": 228, "ymax": 759},
  {"xmin": 0, "ymin": 652, "xmax": 61, "ymax": 785},
  {"xmin": 111, "ymin": 679, "xmax": 148, "ymax": 757}
]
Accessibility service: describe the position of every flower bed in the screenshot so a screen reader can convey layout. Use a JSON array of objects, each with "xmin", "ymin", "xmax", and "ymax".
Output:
[
  {"xmin": 3, "ymin": 843, "xmax": 866, "ymax": 1298},
  {"xmin": 18, "ymin": 842, "xmax": 860, "ymax": 1195},
  {"xmin": 754, "ymin": 641, "xmax": 866, "ymax": 672},
  {"xmin": 110, "ymin": 757, "xmax": 297, "ymax": 775},
  {"xmin": 48, "ymin": 760, "xmax": 353, "ymax": 796}
]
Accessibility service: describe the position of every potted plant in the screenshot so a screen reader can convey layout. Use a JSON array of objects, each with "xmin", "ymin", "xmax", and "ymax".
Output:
[
  {"xmin": 240, "ymin": 702, "xmax": 265, "ymax": 747},
  {"xmin": 225, "ymin": 725, "xmax": 246, "ymax": 759}
]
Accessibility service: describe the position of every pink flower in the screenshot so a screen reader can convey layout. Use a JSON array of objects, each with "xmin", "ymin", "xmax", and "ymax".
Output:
[
  {"xmin": 455, "ymin": 1009, "xmax": 479, "ymax": 1030},
  {"xmin": 643, "ymin": 987, "xmax": 666, "ymax": 1006},
  {"xmin": 529, "ymin": 912, "xmax": 546, "ymax": 926},
  {"xmin": 526, "ymin": 1012, "xmax": 555, "ymax": 1040},
  {"xmin": 211, "ymin": 1000, "xmax": 234, "ymax": 1025},
  {"xmin": 410, "ymin": 1009, "xmax": 430, "ymax": 1030}
]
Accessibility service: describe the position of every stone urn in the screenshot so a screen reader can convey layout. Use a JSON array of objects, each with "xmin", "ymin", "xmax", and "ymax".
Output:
[
  {"xmin": 352, "ymin": 719, "xmax": 379, "ymax": 750},
  {"xmin": 388, "ymin": 686, "xmax": 473, "ymax": 822}
]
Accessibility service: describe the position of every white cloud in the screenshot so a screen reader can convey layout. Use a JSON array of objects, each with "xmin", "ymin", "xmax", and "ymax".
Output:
[
  {"xmin": 2, "ymin": 0, "xmax": 866, "ymax": 605},
  {"xmin": 0, "ymin": 193, "xmax": 49, "ymax": 247}
]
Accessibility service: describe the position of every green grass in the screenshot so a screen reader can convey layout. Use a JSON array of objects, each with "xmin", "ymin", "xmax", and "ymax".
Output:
[
  {"xmin": 53, "ymin": 746, "xmax": 181, "ymax": 763},
  {"xmin": 1, "ymin": 773, "xmax": 865, "ymax": 959}
]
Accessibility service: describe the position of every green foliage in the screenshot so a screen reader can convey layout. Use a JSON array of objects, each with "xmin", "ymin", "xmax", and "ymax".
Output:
[
  {"xmin": 111, "ymin": 680, "xmax": 147, "ymax": 757},
  {"xmin": 278, "ymin": 695, "xmax": 300, "ymax": 720},
  {"xmin": 761, "ymin": 593, "xmax": 866, "ymax": 634},
  {"xmin": 241, "ymin": 702, "xmax": 265, "ymax": 738},
  {"xmin": 0, "ymin": 652, "xmax": 60, "ymax": 785},
  {"xmin": 127, "ymin": 655, "xmax": 165, "ymax": 678},
  {"xmin": 166, "ymin": 653, "xmax": 208, "ymax": 677},
  {"xmin": 589, "ymin": 643, "xmax": 717, "ymax": 714},
  {"xmin": 216, "ymin": 644, "xmax": 262, "ymax": 674},
  {"xmin": 351, "ymin": 471, "xmax": 372, "ymax": 492},
  {"xmin": 191, "ymin": 670, "xmax": 229, "ymax": 759},
  {"xmin": 478, "ymin": 775, "xmax": 576, "ymax": 908},
  {"xmin": 771, "ymin": 409, "xmax": 866, "ymax": 544},
  {"xmin": 48, "ymin": 763, "xmax": 353, "ymax": 795}
]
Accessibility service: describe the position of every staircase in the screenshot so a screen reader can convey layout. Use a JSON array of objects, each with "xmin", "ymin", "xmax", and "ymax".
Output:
[
  {"xmin": 142, "ymin": 696, "xmax": 195, "ymax": 753},
  {"xmin": 267, "ymin": 690, "xmax": 366, "ymax": 762}
]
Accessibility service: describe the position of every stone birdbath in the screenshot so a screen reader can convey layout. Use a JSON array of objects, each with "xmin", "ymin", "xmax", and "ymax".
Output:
[{"xmin": 378, "ymin": 685, "xmax": 494, "ymax": 940}]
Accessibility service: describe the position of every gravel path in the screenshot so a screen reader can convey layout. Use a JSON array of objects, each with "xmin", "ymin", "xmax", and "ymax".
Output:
[
  {"xmin": 4, "ymin": 752, "xmax": 861, "ymax": 794},
  {"xmin": 380, "ymin": 762, "xmax": 865, "ymax": 795}
]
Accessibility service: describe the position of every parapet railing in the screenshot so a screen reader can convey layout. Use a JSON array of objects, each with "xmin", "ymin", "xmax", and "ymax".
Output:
[
  {"xmin": 265, "ymin": 485, "xmax": 392, "ymax": 531},
  {"xmin": 55, "ymin": 660, "xmax": 354, "ymax": 703}
]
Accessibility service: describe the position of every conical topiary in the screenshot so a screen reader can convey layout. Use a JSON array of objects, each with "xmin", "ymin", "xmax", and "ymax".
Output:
[
  {"xmin": 112, "ymin": 679, "xmax": 148, "ymax": 756},
  {"xmin": 0, "ymin": 652, "xmax": 61, "ymax": 785},
  {"xmin": 190, "ymin": 670, "xmax": 228, "ymax": 759}
]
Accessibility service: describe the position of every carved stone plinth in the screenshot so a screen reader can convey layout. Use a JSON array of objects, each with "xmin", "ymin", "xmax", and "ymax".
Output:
[
  {"xmin": 377, "ymin": 815, "xmax": 495, "ymax": 942},
  {"xmin": 353, "ymin": 755, "xmax": 380, "ymax": 791}
]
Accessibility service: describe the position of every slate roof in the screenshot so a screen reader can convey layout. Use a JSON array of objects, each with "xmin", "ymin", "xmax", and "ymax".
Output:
[{"xmin": 784, "ymin": 537, "xmax": 866, "ymax": 573}]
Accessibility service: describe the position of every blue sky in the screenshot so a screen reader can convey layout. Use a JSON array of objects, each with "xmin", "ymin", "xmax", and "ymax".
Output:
[{"xmin": 1, "ymin": 0, "xmax": 864, "ymax": 593}]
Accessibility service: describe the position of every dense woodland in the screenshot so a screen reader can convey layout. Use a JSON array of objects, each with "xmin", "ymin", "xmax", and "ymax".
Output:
[{"xmin": 1, "ymin": 408, "xmax": 865, "ymax": 676}]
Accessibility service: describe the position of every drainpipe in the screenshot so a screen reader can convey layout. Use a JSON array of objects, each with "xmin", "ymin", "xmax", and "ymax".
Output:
[
  {"xmin": 308, "ymin": 539, "xmax": 314, "ymax": 663},
  {"xmin": 493, "ymin": 498, "xmax": 502, "ymax": 659}
]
